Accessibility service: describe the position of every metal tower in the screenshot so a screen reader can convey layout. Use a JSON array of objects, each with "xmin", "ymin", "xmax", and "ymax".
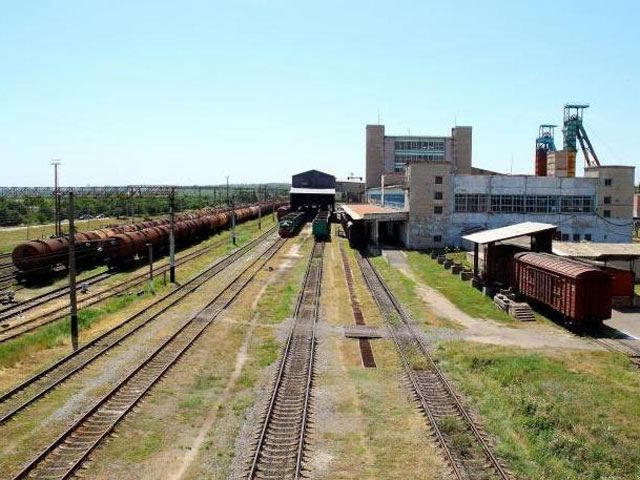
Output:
[{"xmin": 563, "ymin": 104, "xmax": 601, "ymax": 168}]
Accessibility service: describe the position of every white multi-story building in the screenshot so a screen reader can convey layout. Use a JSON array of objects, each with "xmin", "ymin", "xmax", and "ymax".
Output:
[{"xmin": 361, "ymin": 125, "xmax": 635, "ymax": 248}]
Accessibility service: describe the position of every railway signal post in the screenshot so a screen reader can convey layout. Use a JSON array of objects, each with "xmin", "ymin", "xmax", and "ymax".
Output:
[
  {"xmin": 67, "ymin": 191, "xmax": 79, "ymax": 351},
  {"xmin": 147, "ymin": 242, "xmax": 154, "ymax": 294},
  {"xmin": 169, "ymin": 188, "xmax": 176, "ymax": 283}
]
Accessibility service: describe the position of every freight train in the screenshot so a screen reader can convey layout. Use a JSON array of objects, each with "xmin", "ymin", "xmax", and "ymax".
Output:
[
  {"xmin": 12, "ymin": 202, "xmax": 283, "ymax": 281},
  {"xmin": 278, "ymin": 211, "xmax": 306, "ymax": 238},
  {"xmin": 512, "ymin": 252, "xmax": 613, "ymax": 325}
]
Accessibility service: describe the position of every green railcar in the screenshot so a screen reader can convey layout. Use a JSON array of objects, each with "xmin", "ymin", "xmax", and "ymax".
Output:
[{"xmin": 312, "ymin": 211, "xmax": 331, "ymax": 241}]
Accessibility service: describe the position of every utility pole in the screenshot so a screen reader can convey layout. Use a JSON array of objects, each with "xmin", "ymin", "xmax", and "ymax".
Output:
[
  {"xmin": 231, "ymin": 198, "xmax": 237, "ymax": 245},
  {"xmin": 225, "ymin": 175, "xmax": 230, "ymax": 205},
  {"xmin": 271, "ymin": 189, "xmax": 276, "ymax": 222},
  {"xmin": 147, "ymin": 243, "xmax": 154, "ymax": 294},
  {"xmin": 68, "ymin": 191, "xmax": 79, "ymax": 351},
  {"xmin": 258, "ymin": 201, "xmax": 262, "ymax": 230},
  {"xmin": 51, "ymin": 159, "xmax": 61, "ymax": 237},
  {"xmin": 169, "ymin": 188, "xmax": 176, "ymax": 283}
]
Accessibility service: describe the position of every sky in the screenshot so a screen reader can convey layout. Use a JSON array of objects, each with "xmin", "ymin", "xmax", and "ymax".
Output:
[{"xmin": 1, "ymin": 0, "xmax": 638, "ymax": 186}]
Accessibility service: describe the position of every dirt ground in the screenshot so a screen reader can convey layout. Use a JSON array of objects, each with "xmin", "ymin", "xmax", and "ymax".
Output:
[{"xmin": 381, "ymin": 249, "xmax": 597, "ymax": 351}]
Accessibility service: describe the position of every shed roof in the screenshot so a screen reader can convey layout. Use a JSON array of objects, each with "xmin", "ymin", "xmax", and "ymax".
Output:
[
  {"xmin": 289, "ymin": 187, "xmax": 336, "ymax": 195},
  {"xmin": 341, "ymin": 203, "xmax": 408, "ymax": 221},
  {"xmin": 552, "ymin": 242, "xmax": 640, "ymax": 259},
  {"xmin": 514, "ymin": 252, "xmax": 611, "ymax": 279},
  {"xmin": 462, "ymin": 222, "xmax": 556, "ymax": 245}
]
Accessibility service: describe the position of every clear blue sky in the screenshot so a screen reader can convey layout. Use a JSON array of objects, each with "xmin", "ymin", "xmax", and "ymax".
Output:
[{"xmin": 1, "ymin": 0, "xmax": 638, "ymax": 186}]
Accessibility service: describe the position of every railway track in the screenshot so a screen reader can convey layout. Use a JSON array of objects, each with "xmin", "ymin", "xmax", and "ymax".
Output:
[
  {"xmin": 0, "ymin": 227, "xmax": 278, "ymax": 426},
  {"xmin": 247, "ymin": 241, "xmax": 324, "ymax": 480},
  {"xmin": 357, "ymin": 252, "xmax": 510, "ymax": 480},
  {"xmin": 591, "ymin": 329, "xmax": 640, "ymax": 368},
  {"xmin": 9, "ymin": 234, "xmax": 286, "ymax": 480},
  {"xmin": 0, "ymin": 233, "xmax": 246, "ymax": 343}
]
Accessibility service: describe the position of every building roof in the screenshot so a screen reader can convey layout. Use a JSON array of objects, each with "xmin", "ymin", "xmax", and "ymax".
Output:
[
  {"xmin": 289, "ymin": 187, "xmax": 335, "ymax": 195},
  {"xmin": 290, "ymin": 187, "xmax": 335, "ymax": 195},
  {"xmin": 514, "ymin": 252, "xmax": 610, "ymax": 279},
  {"xmin": 552, "ymin": 242, "xmax": 640, "ymax": 260},
  {"xmin": 341, "ymin": 203, "xmax": 408, "ymax": 221},
  {"xmin": 462, "ymin": 222, "xmax": 556, "ymax": 245}
]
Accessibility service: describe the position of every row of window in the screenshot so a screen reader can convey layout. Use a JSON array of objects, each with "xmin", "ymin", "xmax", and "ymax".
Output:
[
  {"xmin": 394, "ymin": 154, "xmax": 445, "ymax": 163},
  {"xmin": 454, "ymin": 194, "xmax": 595, "ymax": 213},
  {"xmin": 430, "ymin": 233, "xmax": 593, "ymax": 244},
  {"xmin": 394, "ymin": 140, "xmax": 445, "ymax": 151}
]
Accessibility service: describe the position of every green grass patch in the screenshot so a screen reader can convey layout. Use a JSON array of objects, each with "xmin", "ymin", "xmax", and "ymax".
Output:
[
  {"xmin": 435, "ymin": 341, "xmax": 640, "ymax": 479},
  {"xmin": 254, "ymin": 237, "xmax": 311, "ymax": 325},
  {"xmin": 256, "ymin": 338, "xmax": 280, "ymax": 367},
  {"xmin": 121, "ymin": 430, "xmax": 163, "ymax": 462},
  {"xmin": 0, "ymin": 291, "xmax": 142, "ymax": 369},
  {"xmin": 369, "ymin": 255, "xmax": 458, "ymax": 329},
  {"xmin": 445, "ymin": 250, "xmax": 472, "ymax": 268},
  {"xmin": 406, "ymin": 251, "xmax": 513, "ymax": 323}
]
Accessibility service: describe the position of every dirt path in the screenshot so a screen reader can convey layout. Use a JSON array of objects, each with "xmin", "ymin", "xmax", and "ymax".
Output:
[
  {"xmin": 168, "ymin": 283, "xmax": 269, "ymax": 480},
  {"xmin": 382, "ymin": 249, "xmax": 596, "ymax": 350}
]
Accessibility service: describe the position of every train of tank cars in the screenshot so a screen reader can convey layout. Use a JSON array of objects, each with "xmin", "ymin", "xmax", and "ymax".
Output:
[
  {"xmin": 276, "ymin": 207, "xmax": 331, "ymax": 241},
  {"xmin": 11, "ymin": 202, "xmax": 285, "ymax": 281}
]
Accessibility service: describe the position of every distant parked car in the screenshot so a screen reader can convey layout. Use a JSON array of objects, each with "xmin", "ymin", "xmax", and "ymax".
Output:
[
  {"xmin": 96, "ymin": 213, "xmax": 107, "ymax": 219},
  {"xmin": 79, "ymin": 214, "xmax": 94, "ymax": 220}
]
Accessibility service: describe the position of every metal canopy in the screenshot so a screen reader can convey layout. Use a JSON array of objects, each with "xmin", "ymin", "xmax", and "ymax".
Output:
[
  {"xmin": 289, "ymin": 187, "xmax": 336, "ymax": 195},
  {"xmin": 462, "ymin": 222, "xmax": 556, "ymax": 245},
  {"xmin": 553, "ymin": 242, "xmax": 640, "ymax": 260}
]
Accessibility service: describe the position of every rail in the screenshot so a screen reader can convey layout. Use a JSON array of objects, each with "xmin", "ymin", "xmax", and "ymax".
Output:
[
  {"xmin": 247, "ymin": 241, "xmax": 324, "ymax": 479},
  {"xmin": 0, "ymin": 227, "xmax": 277, "ymax": 425},
  {"xmin": 9, "ymin": 234, "xmax": 286, "ymax": 480},
  {"xmin": 357, "ymin": 252, "xmax": 510, "ymax": 480}
]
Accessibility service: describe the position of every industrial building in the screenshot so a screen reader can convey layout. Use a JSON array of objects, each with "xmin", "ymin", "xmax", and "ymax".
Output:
[
  {"xmin": 353, "ymin": 105, "xmax": 636, "ymax": 248},
  {"xmin": 335, "ymin": 176, "xmax": 365, "ymax": 203},
  {"xmin": 289, "ymin": 169, "xmax": 335, "ymax": 213}
]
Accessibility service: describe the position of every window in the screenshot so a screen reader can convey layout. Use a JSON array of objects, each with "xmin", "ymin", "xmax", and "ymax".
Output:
[
  {"xmin": 585, "ymin": 234, "xmax": 592, "ymax": 241},
  {"xmin": 561, "ymin": 233, "xmax": 569, "ymax": 241},
  {"xmin": 603, "ymin": 210, "xmax": 611, "ymax": 218},
  {"xmin": 435, "ymin": 176, "xmax": 443, "ymax": 184},
  {"xmin": 604, "ymin": 196, "xmax": 611, "ymax": 204},
  {"xmin": 604, "ymin": 178, "xmax": 612, "ymax": 186},
  {"xmin": 573, "ymin": 234, "xmax": 580, "ymax": 241},
  {"xmin": 434, "ymin": 191, "xmax": 443, "ymax": 200},
  {"xmin": 433, "ymin": 235, "xmax": 442, "ymax": 243},
  {"xmin": 434, "ymin": 206, "xmax": 443, "ymax": 214}
]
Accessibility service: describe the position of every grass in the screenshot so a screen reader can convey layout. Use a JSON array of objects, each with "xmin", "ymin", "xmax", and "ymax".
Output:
[
  {"xmin": 0, "ymin": 216, "xmax": 276, "ymax": 371},
  {"xmin": 369, "ymin": 254, "xmax": 461, "ymax": 329},
  {"xmin": 0, "ymin": 291, "xmax": 142, "ymax": 369},
  {"xmin": 445, "ymin": 250, "xmax": 472, "ymax": 268},
  {"xmin": 253, "ymin": 238, "xmax": 312, "ymax": 325},
  {"xmin": 406, "ymin": 251, "xmax": 514, "ymax": 323},
  {"xmin": 435, "ymin": 341, "xmax": 640, "ymax": 480}
]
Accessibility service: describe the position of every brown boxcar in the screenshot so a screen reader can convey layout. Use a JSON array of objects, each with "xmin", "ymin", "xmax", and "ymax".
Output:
[{"xmin": 513, "ymin": 252, "xmax": 613, "ymax": 324}]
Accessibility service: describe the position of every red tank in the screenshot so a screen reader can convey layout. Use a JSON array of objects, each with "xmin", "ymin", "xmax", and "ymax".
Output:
[{"xmin": 535, "ymin": 148, "xmax": 547, "ymax": 176}]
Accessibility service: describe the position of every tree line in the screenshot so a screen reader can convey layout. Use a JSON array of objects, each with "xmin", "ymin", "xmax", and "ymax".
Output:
[{"xmin": 0, "ymin": 186, "xmax": 288, "ymax": 227}]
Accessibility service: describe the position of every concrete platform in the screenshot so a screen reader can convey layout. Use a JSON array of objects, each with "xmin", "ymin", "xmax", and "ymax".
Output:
[{"xmin": 604, "ymin": 308, "xmax": 640, "ymax": 339}]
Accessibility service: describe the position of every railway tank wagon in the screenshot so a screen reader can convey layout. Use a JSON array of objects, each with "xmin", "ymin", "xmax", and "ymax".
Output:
[
  {"xmin": 13, "ymin": 201, "xmax": 285, "ymax": 279},
  {"xmin": 513, "ymin": 252, "xmax": 613, "ymax": 325}
]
